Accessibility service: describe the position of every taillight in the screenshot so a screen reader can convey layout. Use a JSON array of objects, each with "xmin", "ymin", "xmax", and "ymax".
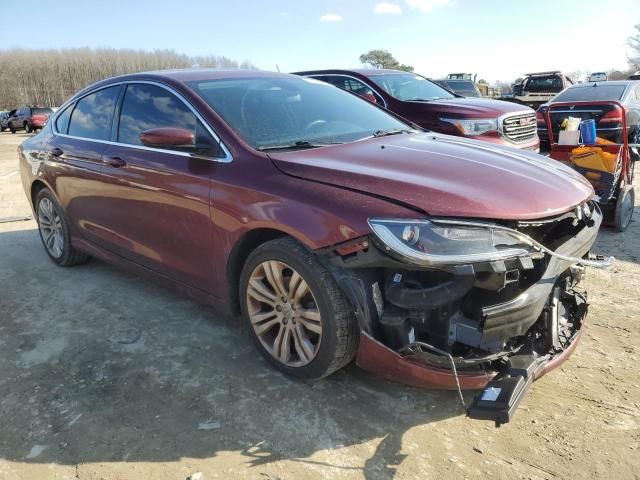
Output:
[
  {"xmin": 536, "ymin": 111, "xmax": 546, "ymax": 124},
  {"xmin": 599, "ymin": 108, "xmax": 624, "ymax": 124}
]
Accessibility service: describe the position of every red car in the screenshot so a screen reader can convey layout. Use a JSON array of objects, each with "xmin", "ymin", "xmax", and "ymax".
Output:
[
  {"xmin": 8, "ymin": 106, "xmax": 54, "ymax": 133},
  {"xmin": 19, "ymin": 70, "xmax": 610, "ymax": 424},
  {"xmin": 295, "ymin": 69, "xmax": 540, "ymax": 151}
]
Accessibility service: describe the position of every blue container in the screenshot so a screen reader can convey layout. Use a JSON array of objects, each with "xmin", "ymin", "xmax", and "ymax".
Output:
[{"xmin": 580, "ymin": 119, "xmax": 597, "ymax": 144}]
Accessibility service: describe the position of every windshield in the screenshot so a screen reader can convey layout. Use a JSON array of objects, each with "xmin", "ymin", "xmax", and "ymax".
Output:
[
  {"xmin": 524, "ymin": 75, "xmax": 563, "ymax": 92},
  {"xmin": 554, "ymin": 85, "xmax": 627, "ymax": 102},
  {"xmin": 444, "ymin": 80, "xmax": 480, "ymax": 97},
  {"xmin": 368, "ymin": 73, "xmax": 455, "ymax": 102},
  {"xmin": 189, "ymin": 76, "xmax": 411, "ymax": 150}
]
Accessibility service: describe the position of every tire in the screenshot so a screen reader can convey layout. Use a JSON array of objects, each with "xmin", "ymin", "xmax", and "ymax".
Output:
[
  {"xmin": 24, "ymin": 122, "xmax": 31, "ymax": 133},
  {"xmin": 35, "ymin": 188, "xmax": 89, "ymax": 266},
  {"xmin": 9, "ymin": 123, "xmax": 15, "ymax": 134},
  {"xmin": 614, "ymin": 185, "xmax": 635, "ymax": 232},
  {"xmin": 239, "ymin": 237, "xmax": 358, "ymax": 380}
]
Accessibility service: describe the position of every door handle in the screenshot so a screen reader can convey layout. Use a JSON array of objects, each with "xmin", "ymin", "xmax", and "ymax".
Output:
[
  {"xmin": 104, "ymin": 156, "xmax": 126, "ymax": 168},
  {"xmin": 49, "ymin": 147, "xmax": 64, "ymax": 157}
]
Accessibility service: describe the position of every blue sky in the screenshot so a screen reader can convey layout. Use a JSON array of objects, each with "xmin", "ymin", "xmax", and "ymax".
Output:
[{"xmin": 1, "ymin": 0, "xmax": 637, "ymax": 82}]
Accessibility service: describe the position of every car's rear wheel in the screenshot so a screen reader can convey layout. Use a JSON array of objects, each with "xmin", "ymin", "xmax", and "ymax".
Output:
[
  {"xmin": 239, "ymin": 237, "xmax": 358, "ymax": 380},
  {"xmin": 9, "ymin": 123, "xmax": 15, "ymax": 134},
  {"xmin": 615, "ymin": 185, "xmax": 635, "ymax": 232},
  {"xmin": 36, "ymin": 188, "xmax": 89, "ymax": 266},
  {"xmin": 24, "ymin": 122, "xmax": 31, "ymax": 133}
]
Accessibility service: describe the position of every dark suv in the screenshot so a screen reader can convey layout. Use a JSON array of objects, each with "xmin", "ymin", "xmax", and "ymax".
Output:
[
  {"xmin": 295, "ymin": 69, "xmax": 539, "ymax": 151},
  {"xmin": 8, "ymin": 106, "xmax": 54, "ymax": 133}
]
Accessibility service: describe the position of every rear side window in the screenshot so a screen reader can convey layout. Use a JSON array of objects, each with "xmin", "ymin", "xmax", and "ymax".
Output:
[
  {"xmin": 68, "ymin": 86, "xmax": 121, "ymax": 140},
  {"xmin": 524, "ymin": 76, "xmax": 563, "ymax": 92},
  {"xmin": 55, "ymin": 104, "xmax": 73, "ymax": 134},
  {"xmin": 117, "ymin": 83, "xmax": 219, "ymax": 156},
  {"xmin": 33, "ymin": 108, "xmax": 53, "ymax": 115},
  {"xmin": 315, "ymin": 76, "xmax": 382, "ymax": 103}
]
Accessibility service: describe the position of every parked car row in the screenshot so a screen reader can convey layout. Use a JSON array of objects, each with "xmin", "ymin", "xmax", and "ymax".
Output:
[
  {"xmin": 0, "ymin": 106, "xmax": 55, "ymax": 133},
  {"xmin": 18, "ymin": 68, "xmax": 613, "ymax": 424},
  {"xmin": 295, "ymin": 69, "xmax": 540, "ymax": 151}
]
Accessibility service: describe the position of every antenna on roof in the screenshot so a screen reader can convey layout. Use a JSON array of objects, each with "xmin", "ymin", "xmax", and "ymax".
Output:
[{"xmin": 275, "ymin": 64, "xmax": 281, "ymax": 72}]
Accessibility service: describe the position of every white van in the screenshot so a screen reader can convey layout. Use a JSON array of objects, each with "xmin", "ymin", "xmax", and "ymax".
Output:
[{"xmin": 588, "ymin": 72, "xmax": 608, "ymax": 82}]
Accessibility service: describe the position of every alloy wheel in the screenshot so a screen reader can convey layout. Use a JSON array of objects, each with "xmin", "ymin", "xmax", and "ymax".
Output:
[
  {"xmin": 619, "ymin": 189, "xmax": 635, "ymax": 229},
  {"xmin": 38, "ymin": 197, "xmax": 64, "ymax": 258},
  {"xmin": 246, "ymin": 260, "xmax": 323, "ymax": 367}
]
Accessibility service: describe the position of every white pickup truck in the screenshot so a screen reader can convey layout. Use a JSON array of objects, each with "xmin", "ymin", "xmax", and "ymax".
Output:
[{"xmin": 507, "ymin": 71, "xmax": 574, "ymax": 110}]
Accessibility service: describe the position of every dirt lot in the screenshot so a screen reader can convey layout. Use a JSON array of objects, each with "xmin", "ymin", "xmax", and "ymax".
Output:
[{"xmin": 0, "ymin": 132, "xmax": 638, "ymax": 480}]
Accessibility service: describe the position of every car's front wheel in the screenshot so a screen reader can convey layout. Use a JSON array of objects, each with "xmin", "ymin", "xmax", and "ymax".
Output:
[
  {"xmin": 35, "ymin": 188, "xmax": 89, "ymax": 266},
  {"xmin": 24, "ymin": 122, "xmax": 31, "ymax": 133},
  {"xmin": 240, "ymin": 237, "xmax": 358, "ymax": 380}
]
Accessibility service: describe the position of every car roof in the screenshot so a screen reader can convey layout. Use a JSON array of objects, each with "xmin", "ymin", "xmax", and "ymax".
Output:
[
  {"xmin": 117, "ymin": 68, "xmax": 286, "ymax": 82},
  {"xmin": 294, "ymin": 68, "xmax": 409, "ymax": 77},
  {"xmin": 69, "ymin": 69, "xmax": 301, "ymax": 100}
]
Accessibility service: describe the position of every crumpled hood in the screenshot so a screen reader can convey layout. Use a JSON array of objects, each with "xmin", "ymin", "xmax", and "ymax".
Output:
[{"xmin": 269, "ymin": 133, "xmax": 594, "ymax": 220}]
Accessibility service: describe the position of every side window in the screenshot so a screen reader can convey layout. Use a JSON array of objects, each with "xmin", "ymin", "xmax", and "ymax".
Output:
[
  {"xmin": 315, "ymin": 76, "xmax": 345, "ymax": 89},
  {"xmin": 68, "ymin": 86, "xmax": 120, "ymax": 140},
  {"xmin": 343, "ymin": 77, "xmax": 381, "ymax": 104},
  {"xmin": 117, "ymin": 83, "xmax": 220, "ymax": 156},
  {"xmin": 55, "ymin": 104, "xmax": 73, "ymax": 134}
]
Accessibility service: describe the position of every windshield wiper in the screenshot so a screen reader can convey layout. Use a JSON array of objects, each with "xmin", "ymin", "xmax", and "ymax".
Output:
[
  {"xmin": 257, "ymin": 141, "xmax": 341, "ymax": 151},
  {"xmin": 372, "ymin": 128, "xmax": 415, "ymax": 138}
]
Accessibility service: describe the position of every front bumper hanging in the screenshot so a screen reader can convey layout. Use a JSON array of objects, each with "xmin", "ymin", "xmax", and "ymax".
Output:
[{"xmin": 324, "ymin": 203, "xmax": 606, "ymax": 425}]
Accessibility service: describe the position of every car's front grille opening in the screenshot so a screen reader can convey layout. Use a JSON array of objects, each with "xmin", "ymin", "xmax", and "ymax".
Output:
[{"xmin": 502, "ymin": 113, "xmax": 537, "ymax": 143}]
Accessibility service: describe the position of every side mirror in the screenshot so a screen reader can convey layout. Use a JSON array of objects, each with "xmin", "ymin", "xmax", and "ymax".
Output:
[{"xmin": 140, "ymin": 127, "xmax": 195, "ymax": 147}]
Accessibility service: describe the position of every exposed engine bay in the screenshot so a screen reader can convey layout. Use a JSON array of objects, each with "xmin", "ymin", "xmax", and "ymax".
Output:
[{"xmin": 320, "ymin": 200, "xmax": 611, "ymax": 425}]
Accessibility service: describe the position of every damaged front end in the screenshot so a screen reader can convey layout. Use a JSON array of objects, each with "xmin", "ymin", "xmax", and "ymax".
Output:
[{"xmin": 321, "ymin": 201, "xmax": 612, "ymax": 425}]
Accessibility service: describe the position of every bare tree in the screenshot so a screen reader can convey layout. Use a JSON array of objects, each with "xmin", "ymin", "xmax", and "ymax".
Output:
[
  {"xmin": 628, "ymin": 23, "xmax": 640, "ymax": 71},
  {"xmin": 0, "ymin": 48, "xmax": 256, "ymax": 109}
]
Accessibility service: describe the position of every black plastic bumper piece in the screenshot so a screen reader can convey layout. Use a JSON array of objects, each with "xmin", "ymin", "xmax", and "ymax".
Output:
[{"xmin": 467, "ymin": 374, "xmax": 532, "ymax": 426}]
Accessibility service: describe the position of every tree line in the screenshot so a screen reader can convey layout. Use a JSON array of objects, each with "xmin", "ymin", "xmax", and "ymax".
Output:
[{"xmin": 0, "ymin": 48, "xmax": 255, "ymax": 110}]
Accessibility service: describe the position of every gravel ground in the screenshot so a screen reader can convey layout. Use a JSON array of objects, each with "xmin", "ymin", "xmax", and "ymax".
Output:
[{"xmin": 0, "ymin": 132, "xmax": 638, "ymax": 480}]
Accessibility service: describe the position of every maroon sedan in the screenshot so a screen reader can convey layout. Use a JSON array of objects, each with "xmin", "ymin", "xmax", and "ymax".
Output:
[
  {"xmin": 19, "ymin": 70, "xmax": 611, "ymax": 424},
  {"xmin": 294, "ymin": 69, "xmax": 540, "ymax": 151}
]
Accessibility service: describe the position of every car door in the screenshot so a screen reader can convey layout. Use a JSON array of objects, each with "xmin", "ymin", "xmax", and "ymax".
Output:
[
  {"xmin": 44, "ymin": 85, "xmax": 122, "ymax": 246},
  {"xmin": 98, "ymin": 82, "xmax": 222, "ymax": 290},
  {"xmin": 19, "ymin": 107, "xmax": 29, "ymax": 127}
]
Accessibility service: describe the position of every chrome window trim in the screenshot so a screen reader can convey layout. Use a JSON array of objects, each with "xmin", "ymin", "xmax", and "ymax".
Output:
[
  {"xmin": 51, "ymin": 80, "xmax": 233, "ymax": 163},
  {"xmin": 304, "ymin": 73, "xmax": 388, "ymax": 108}
]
